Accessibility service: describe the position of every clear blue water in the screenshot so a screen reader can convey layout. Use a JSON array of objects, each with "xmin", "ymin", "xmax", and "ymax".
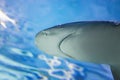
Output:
[
  {"xmin": 0, "ymin": 27, "xmax": 113, "ymax": 80},
  {"xmin": 0, "ymin": 29, "xmax": 112, "ymax": 80},
  {"xmin": 1, "ymin": 0, "xmax": 120, "ymax": 80}
]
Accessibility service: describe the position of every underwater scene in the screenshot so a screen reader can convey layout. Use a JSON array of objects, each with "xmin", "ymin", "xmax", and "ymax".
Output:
[{"xmin": 0, "ymin": 0, "xmax": 120, "ymax": 80}]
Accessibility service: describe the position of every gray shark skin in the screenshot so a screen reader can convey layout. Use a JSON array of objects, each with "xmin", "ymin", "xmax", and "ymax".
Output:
[{"xmin": 35, "ymin": 21, "xmax": 120, "ymax": 79}]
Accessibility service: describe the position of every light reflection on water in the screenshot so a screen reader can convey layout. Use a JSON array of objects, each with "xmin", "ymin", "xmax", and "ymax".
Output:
[{"xmin": 0, "ymin": 27, "xmax": 113, "ymax": 80}]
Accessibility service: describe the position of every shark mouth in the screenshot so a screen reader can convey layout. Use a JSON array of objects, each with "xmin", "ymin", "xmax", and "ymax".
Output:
[{"xmin": 58, "ymin": 33, "xmax": 75, "ymax": 59}]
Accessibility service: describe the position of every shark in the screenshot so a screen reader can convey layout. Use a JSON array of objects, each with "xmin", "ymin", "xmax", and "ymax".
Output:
[{"xmin": 35, "ymin": 21, "xmax": 120, "ymax": 80}]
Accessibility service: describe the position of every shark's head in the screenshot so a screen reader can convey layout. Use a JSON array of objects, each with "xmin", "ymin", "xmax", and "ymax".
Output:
[
  {"xmin": 35, "ymin": 21, "xmax": 120, "ymax": 65},
  {"xmin": 35, "ymin": 22, "xmax": 80, "ymax": 57}
]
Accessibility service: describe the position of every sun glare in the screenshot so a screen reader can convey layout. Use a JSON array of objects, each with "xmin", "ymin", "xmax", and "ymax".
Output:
[{"xmin": 0, "ymin": 10, "xmax": 17, "ymax": 29}]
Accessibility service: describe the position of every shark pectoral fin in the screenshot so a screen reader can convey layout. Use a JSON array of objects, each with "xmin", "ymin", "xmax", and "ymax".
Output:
[{"xmin": 111, "ymin": 65, "xmax": 120, "ymax": 80}]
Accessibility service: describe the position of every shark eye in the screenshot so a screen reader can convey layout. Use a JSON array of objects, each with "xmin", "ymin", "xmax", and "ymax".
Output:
[
  {"xmin": 41, "ymin": 27, "xmax": 64, "ymax": 36},
  {"xmin": 40, "ymin": 31, "xmax": 50, "ymax": 36},
  {"xmin": 41, "ymin": 30, "xmax": 57, "ymax": 36}
]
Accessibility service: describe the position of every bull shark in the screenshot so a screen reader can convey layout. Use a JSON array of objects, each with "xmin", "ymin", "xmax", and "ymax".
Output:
[{"xmin": 35, "ymin": 21, "xmax": 120, "ymax": 80}]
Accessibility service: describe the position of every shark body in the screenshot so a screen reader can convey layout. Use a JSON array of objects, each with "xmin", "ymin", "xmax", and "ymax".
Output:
[{"xmin": 35, "ymin": 21, "xmax": 120, "ymax": 79}]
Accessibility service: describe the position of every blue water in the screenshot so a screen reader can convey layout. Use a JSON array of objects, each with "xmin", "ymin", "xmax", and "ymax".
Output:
[
  {"xmin": 0, "ymin": 22, "xmax": 114, "ymax": 80},
  {"xmin": 0, "ymin": 0, "xmax": 119, "ymax": 80}
]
